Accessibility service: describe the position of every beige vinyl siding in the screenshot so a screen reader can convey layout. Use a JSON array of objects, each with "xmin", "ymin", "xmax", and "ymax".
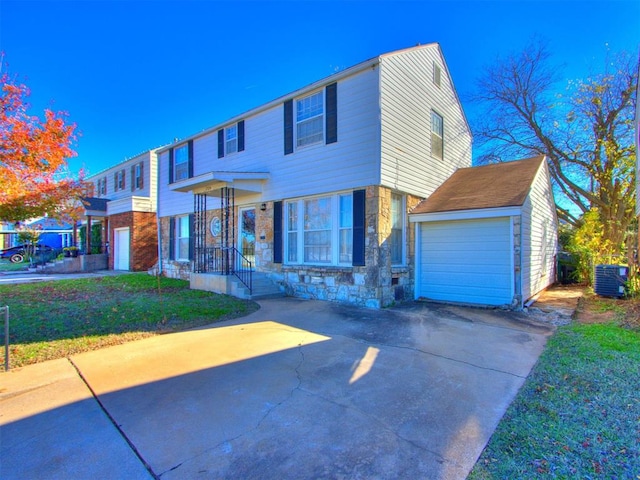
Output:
[
  {"xmin": 158, "ymin": 66, "xmax": 381, "ymax": 214},
  {"xmin": 86, "ymin": 150, "xmax": 157, "ymax": 213},
  {"xmin": 157, "ymin": 150, "xmax": 195, "ymax": 217},
  {"xmin": 521, "ymin": 163, "xmax": 558, "ymax": 301},
  {"xmin": 148, "ymin": 150, "xmax": 158, "ymax": 212},
  {"xmin": 379, "ymin": 45, "xmax": 471, "ymax": 198}
]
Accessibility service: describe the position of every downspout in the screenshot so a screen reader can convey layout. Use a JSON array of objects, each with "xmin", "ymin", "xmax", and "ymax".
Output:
[
  {"xmin": 155, "ymin": 151, "xmax": 163, "ymax": 275},
  {"xmin": 156, "ymin": 212, "xmax": 162, "ymax": 275}
]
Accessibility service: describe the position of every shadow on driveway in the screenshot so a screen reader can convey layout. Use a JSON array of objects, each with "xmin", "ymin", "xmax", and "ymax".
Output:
[{"xmin": 1, "ymin": 298, "xmax": 555, "ymax": 479}]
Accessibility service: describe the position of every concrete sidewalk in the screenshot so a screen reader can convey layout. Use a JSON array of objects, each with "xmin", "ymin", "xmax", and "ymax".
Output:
[{"xmin": 0, "ymin": 298, "xmax": 555, "ymax": 479}]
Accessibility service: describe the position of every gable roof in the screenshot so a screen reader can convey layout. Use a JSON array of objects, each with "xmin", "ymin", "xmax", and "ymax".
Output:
[{"xmin": 411, "ymin": 156, "xmax": 546, "ymax": 214}]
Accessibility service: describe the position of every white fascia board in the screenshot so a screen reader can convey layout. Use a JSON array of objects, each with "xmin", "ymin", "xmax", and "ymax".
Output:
[{"xmin": 409, "ymin": 206, "xmax": 522, "ymax": 223}]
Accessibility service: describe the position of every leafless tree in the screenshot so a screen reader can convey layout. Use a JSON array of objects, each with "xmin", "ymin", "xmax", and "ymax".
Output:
[{"xmin": 471, "ymin": 40, "xmax": 637, "ymax": 250}]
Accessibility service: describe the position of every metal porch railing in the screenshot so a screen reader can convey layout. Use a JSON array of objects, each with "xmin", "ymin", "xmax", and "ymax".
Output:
[{"xmin": 194, "ymin": 246, "xmax": 253, "ymax": 293}]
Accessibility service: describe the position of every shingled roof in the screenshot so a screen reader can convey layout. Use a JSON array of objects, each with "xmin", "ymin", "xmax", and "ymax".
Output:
[{"xmin": 411, "ymin": 156, "xmax": 545, "ymax": 215}]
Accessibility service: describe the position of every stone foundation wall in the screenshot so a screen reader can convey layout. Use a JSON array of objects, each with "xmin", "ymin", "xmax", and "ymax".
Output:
[{"xmin": 159, "ymin": 216, "xmax": 191, "ymax": 280}]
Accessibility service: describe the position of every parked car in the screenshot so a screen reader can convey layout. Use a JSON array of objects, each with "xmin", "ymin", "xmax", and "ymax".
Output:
[{"xmin": 0, "ymin": 244, "xmax": 54, "ymax": 264}]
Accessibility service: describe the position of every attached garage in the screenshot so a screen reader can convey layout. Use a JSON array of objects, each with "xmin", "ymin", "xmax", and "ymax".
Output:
[
  {"xmin": 418, "ymin": 217, "xmax": 512, "ymax": 306},
  {"xmin": 410, "ymin": 156, "xmax": 558, "ymax": 309}
]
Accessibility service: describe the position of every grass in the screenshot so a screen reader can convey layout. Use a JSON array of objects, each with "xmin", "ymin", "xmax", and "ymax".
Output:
[
  {"xmin": 0, "ymin": 259, "xmax": 29, "ymax": 272},
  {"xmin": 0, "ymin": 273, "xmax": 259, "ymax": 368},
  {"xmin": 469, "ymin": 320, "xmax": 640, "ymax": 478}
]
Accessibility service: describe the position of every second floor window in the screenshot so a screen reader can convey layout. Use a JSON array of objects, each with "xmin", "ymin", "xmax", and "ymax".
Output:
[
  {"xmin": 134, "ymin": 163, "xmax": 143, "ymax": 190},
  {"xmin": 95, "ymin": 178, "xmax": 107, "ymax": 196},
  {"xmin": 225, "ymin": 125, "xmax": 238, "ymax": 154},
  {"xmin": 174, "ymin": 144, "xmax": 189, "ymax": 181},
  {"xmin": 114, "ymin": 170, "xmax": 125, "ymax": 191},
  {"xmin": 296, "ymin": 91, "xmax": 324, "ymax": 147},
  {"xmin": 431, "ymin": 111, "xmax": 444, "ymax": 160}
]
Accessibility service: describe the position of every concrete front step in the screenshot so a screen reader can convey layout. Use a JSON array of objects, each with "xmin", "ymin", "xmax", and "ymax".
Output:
[{"xmin": 233, "ymin": 273, "xmax": 284, "ymax": 300}]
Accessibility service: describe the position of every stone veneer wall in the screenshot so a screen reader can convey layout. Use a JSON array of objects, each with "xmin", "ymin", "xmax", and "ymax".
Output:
[
  {"xmin": 159, "ymin": 187, "xmax": 422, "ymax": 308},
  {"xmin": 109, "ymin": 211, "xmax": 158, "ymax": 271},
  {"xmin": 260, "ymin": 187, "xmax": 422, "ymax": 308},
  {"xmin": 159, "ymin": 215, "xmax": 190, "ymax": 279}
]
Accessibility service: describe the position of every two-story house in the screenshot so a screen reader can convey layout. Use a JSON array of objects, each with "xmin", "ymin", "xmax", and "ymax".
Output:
[
  {"xmin": 87, "ymin": 149, "xmax": 159, "ymax": 271},
  {"xmin": 156, "ymin": 44, "xmax": 557, "ymax": 308}
]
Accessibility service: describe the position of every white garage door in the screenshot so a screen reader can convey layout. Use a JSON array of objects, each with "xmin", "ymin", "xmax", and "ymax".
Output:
[{"xmin": 419, "ymin": 217, "xmax": 512, "ymax": 306}]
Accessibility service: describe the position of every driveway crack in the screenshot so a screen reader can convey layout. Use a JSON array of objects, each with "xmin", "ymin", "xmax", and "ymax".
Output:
[
  {"xmin": 157, "ymin": 344, "xmax": 307, "ymax": 477},
  {"xmin": 67, "ymin": 357, "xmax": 159, "ymax": 480}
]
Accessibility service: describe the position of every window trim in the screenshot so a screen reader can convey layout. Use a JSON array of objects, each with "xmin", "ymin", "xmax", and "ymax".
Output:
[
  {"xmin": 114, "ymin": 169, "xmax": 125, "ymax": 191},
  {"xmin": 433, "ymin": 62, "xmax": 442, "ymax": 88},
  {"xmin": 284, "ymin": 192, "xmax": 354, "ymax": 266},
  {"xmin": 390, "ymin": 193, "xmax": 406, "ymax": 266},
  {"xmin": 175, "ymin": 215, "xmax": 191, "ymax": 261},
  {"xmin": 134, "ymin": 162, "xmax": 143, "ymax": 190},
  {"xmin": 225, "ymin": 124, "xmax": 238, "ymax": 155},
  {"xmin": 431, "ymin": 110, "xmax": 444, "ymax": 160},
  {"xmin": 295, "ymin": 89, "xmax": 325, "ymax": 148},
  {"xmin": 173, "ymin": 143, "xmax": 190, "ymax": 182}
]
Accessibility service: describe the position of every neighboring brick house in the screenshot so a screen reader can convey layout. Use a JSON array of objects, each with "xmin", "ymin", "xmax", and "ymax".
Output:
[{"xmin": 86, "ymin": 150, "xmax": 159, "ymax": 271}]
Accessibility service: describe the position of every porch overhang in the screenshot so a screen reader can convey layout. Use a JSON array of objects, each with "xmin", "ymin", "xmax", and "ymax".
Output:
[
  {"xmin": 170, "ymin": 171, "xmax": 270, "ymax": 195},
  {"xmin": 81, "ymin": 197, "xmax": 109, "ymax": 218}
]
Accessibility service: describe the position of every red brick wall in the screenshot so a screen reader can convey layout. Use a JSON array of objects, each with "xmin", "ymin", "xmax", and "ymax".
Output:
[{"xmin": 109, "ymin": 212, "xmax": 158, "ymax": 271}]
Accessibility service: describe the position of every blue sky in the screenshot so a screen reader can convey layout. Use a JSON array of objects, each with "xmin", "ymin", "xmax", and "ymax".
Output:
[{"xmin": 1, "ymin": 0, "xmax": 638, "ymax": 177}]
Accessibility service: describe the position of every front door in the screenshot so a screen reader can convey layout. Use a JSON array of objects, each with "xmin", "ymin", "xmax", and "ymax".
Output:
[
  {"xmin": 114, "ymin": 227, "xmax": 130, "ymax": 271},
  {"xmin": 238, "ymin": 207, "xmax": 256, "ymax": 269}
]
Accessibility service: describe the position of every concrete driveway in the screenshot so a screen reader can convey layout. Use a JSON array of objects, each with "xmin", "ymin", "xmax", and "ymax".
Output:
[{"xmin": 1, "ymin": 298, "xmax": 554, "ymax": 479}]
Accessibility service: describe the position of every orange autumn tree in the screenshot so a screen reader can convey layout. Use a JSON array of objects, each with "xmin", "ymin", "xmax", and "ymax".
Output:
[{"xmin": 0, "ymin": 59, "xmax": 89, "ymax": 222}]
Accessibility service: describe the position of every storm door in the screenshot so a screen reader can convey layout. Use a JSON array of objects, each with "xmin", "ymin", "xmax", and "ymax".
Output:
[{"xmin": 238, "ymin": 207, "xmax": 256, "ymax": 269}]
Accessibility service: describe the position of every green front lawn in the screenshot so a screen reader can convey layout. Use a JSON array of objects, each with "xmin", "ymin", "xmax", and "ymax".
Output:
[
  {"xmin": 0, "ymin": 259, "xmax": 29, "ymax": 272},
  {"xmin": 469, "ymin": 321, "xmax": 640, "ymax": 478},
  {"xmin": 0, "ymin": 273, "xmax": 258, "ymax": 368}
]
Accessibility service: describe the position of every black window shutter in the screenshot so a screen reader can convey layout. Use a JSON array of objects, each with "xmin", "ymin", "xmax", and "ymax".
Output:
[
  {"xmin": 122, "ymin": 169, "xmax": 126, "ymax": 189},
  {"xmin": 352, "ymin": 189, "xmax": 366, "ymax": 266},
  {"xmin": 188, "ymin": 140, "xmax": 194, "ymax": 178},
  {"xmin": 114, "ymin": 172, "xmax": 118, "ymax": 191},
  {"xmin": 139, "ymin": 162, "xmax": 144, "ymax": 189},
  {"xmin": 188, "ymin": 213, "xmax": 195, "ymax": 260},
  {"xmin": 284, "ymin": 100, "xmax": 293, "ymax": 155},
  {"xmin": 218, "ymin": 129, "xmax": 224, "ymax": 158},
  {"xmin": 168, "ymin": 148, "xmax": 174, "ymax": 184},
  {"xmin": 326, "ymin": 82, "xmax": 337, "ymax": 144},
  {"xmin": 238, "ymin": 120, "xmax": 245, "ymax": 152},
  {"xmin": 169, "ymin": 217, "xmax": 175, "ymax": 260},
  {"xmin": 273, "ymin": 201, "xmax": 283, "ymax": 264},
  {"xmin": 131, "ymin": 165, "xmax": 135, "ymax": 192}
]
